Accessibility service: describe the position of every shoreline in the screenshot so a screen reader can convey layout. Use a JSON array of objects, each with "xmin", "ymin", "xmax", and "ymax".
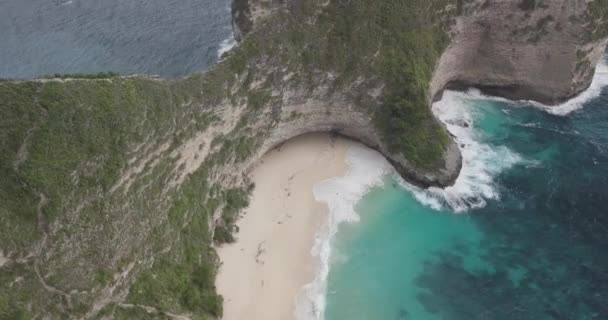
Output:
[{"xmin": 215, "ymin": 133, "xmax": 355, "ymax": 320}]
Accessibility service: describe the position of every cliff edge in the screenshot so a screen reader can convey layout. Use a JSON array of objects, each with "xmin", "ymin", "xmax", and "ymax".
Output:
[{"xmin": 431, "ymin": 0, "xmax": 608, "ymax": 104}]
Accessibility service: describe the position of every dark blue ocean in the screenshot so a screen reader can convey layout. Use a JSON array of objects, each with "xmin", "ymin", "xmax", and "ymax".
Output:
[
  {"xmin": 320, "ymin": 61, "xmax": 608, "ymax": 320},
  {"xmin": 0, "ymin": 0, "xmax": 232, "ymax": 79}
]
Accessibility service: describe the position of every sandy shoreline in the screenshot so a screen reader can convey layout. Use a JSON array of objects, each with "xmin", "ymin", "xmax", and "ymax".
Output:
[{"xmin": 215, "ymin": 133, "xmax": 354, "ymax": 320}]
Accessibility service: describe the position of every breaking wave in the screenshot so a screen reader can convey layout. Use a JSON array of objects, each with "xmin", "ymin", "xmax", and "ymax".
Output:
[
  {"xmin": 217, "ymin": 36, "xmax": 237, "ymax": 59},
  {"xmin": 294, "ymin": 89, "xmax": 527, "ymax": 319},
  {"xmin": 531, "ymin": 58, "xmax": 608, "ymax": 116},
  {"xmin": 402, "ymin": 90, "xmax": 524, "ymax": 213},
  {"xmin": 290, "ymin": 60, "xmax": 608, "ymax": 316},
  {"xmin": 295, "ymin": 145, "xmax": 390, "ymax": 320},
  {"xmin": 462, "ymin": 57, "xmax": 608, "ymax": 116}
]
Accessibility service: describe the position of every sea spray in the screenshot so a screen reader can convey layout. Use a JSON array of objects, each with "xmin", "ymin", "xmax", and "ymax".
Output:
[
  {"xmin": 531, "ymin": 58, "xmax": 608, "ymax": 116},
  {"xmin": 295, "ymin": 145, "xmax": 391, "ymax": 320},
  {"xmin": 217, "ymin": 1, "xmax": 237, "ymax": 59},
  {"xmin": 217, "ymin": 36, "xmax": 237, "ymax": 58},
  {"xmin": 406, "ymin": 90, "xmax": 524, "ymax": 212},
  {"xmin": 295, "ymin": 91, "xmax": 525, "ymax": 319},
  {"xmin": 298, "ymin": 57, "xmax": 608, "ymax": 319},
  {"xmin": 317, "ymin": 79, "xmax": 608, "ymax": 320},
  {"xmin": 346, "ymin": 88, "xmax": 526, "ymax": 215},
  {"xmin": 461, "ymin": 57, "xmax": 608, "ymax": 116}
]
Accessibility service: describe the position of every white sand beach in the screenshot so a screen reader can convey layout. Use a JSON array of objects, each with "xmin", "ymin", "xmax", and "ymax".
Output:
[{"xmin": 215, "ymin": 133, "xmax": 355, "ymax": 320}]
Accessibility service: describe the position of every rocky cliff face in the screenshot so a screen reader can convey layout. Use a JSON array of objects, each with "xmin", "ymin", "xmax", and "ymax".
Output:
[
  {"xmin": 243, "ymin": 69, "xmax": 462, "ymax": 188},
  {"xmin": 231, "ymin": 0, "xmax": 284, "ymax": 41},
  {"xmin": 431, "ymin": 0, "xmax": 608, "ymax": 104},
  {"xmin": 230, "ymin": 0, "xmax": 608, "ymax": 190}
]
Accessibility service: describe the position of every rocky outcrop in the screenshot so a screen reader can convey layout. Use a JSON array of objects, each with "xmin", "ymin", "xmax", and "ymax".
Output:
[
  {"xmin": 431, "ymin": 0, "xmax": 608, "ymax": 104},
  {"xmin": 231, "ymin": 0, "xmax": 285, "ymax": 41},
  {"xmin": 232, "ymin": 0, "xmax": 608, "ymax": 191},
  {"xmin": 235, "ymin": 1, "xmax": 608, "ymax": 106},
  {"xmin": 230, "ymin": 0, "xmax": 464, "ymax": 188},
  {"xmin": 242, "ymin": 76, "xmax": 462, "ymax": 188}
]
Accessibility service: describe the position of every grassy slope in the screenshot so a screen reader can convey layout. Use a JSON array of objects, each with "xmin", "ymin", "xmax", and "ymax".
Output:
[
  {"xmin": 0, "ymin": 0, "xmax": 466, "ymax": 318},
  {"xmin": 0, "ymin": 76, "xmax": 251, "ymax": 319},
  {"xmin": 230, "ymin": 0, "xmax": 456, "ymax": 167},
  {"xmin": 590, "ymin": 0, "xmax": 608, "ymax": 40},
  {"xmin": 303, "ymin": 0, "xmax": 454, "ymax": 167}
]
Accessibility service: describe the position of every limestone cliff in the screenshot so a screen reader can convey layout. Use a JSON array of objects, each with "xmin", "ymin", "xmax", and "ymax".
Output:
[
  {"xmin": 431, "ymin": 0, "xmax": 608, "ymax": 104},
  {"xmin": 0, "ymin": 1, "xmax": 606, "ymax": 319},
  {"xmin": 234, "ymin": 0, "xmax": 608, "ymax": 105}
]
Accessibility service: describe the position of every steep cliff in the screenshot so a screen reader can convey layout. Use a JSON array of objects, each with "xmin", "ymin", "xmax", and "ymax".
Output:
[
  {"xmin": 0, "ymin": 0, "xmax": 606, "ymax": 319},
  {"xmin": 231, "ymin": 0, "xmax": 284, "ymax": 41},
  {"xmin": 431, "ymin": 0, "xmax": 608, "ymax": 104}
]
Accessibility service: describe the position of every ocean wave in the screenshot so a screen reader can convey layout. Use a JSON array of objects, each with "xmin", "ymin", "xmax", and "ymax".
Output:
[
  {"xmin": 411, "ymin": 58, "xmax": 608, "ymax": 209},
  {"xmin": 295, "ymin": 145, "xmax": 390, "ymax": 320},
  {"xmin": 461, "ymin": 57, "xmax": 608, "ymax": 116},
  {"xmin": 295, "ymin": 91, "xmax": 524, "ymax": 318},
  {"xmin": 217, "ymin": 36, "xmax": 237, "ymax": 59},
  {"xmin": 529, "ymin": 58, "xmax": 608, "ymax": 116},
  {"xmin": 400, "ymin": 90, "xmax": 524, "ymax": 213},
  {"xmin": 294, "ymin": 89, "xmax": 531, "ymax": 318},
  {"xmin": 409, "ymin": 58, "xmax": 608, "ymax": 209}
]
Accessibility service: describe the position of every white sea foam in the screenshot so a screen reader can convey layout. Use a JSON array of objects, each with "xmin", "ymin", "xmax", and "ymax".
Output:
[
  {"xmin": 461, "ymin": 58, "xmax": 608, "ymax": 116},
  {"xmin": 402, "ymin": 90, "xmax": 524, "ymax": 213},
  {"xmin": 294, "ymin": 91, "xmax": 525, "ymax": 319},
  {"xmin": 217, "ymin": 2, "xmax": 237, "ymax": 59},
  {"xmin": 530, "ymin": 58, "xmax": 608, "ymax": 116},
  {"xmin": 217, "ymin": 36, "xmax": 237, "ymax": 59},
  {"xmin": 293, "ymin": 61, "xmax": 608, "ymax": 316},
  {"xmin": 295, "ymin": 145, "xmax": 391, "ymax": 320}
]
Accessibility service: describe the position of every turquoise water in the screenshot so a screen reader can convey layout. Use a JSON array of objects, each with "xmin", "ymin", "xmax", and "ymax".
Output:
[
  {"xmin": 324, "ymin": 87, "xmax": 608, "ymax": 319},
  {"xmin": 325, "ymin": 180, "xmax": 489, "ymax": 320}
]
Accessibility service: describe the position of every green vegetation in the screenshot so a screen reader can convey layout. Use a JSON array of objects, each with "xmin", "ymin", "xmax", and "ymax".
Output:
[
  {"xmin": 0, "ymin": 77, "xmax": 208, "ymax": 255},
  {"xmin": 247, "ymin": 89, "xmax": 272, "ymax": 110},
  {"xmin": 0, "ymin": 82, "xmax": 43, "ymax": 252},
  {"xmin": 127, "ymin": 228, "xmax": 223, "ymax": 318},
  {"xmin": 43, "ymin": 71, "xmax": 120, "ymax": 79},
  {"xmin": 589, "ymin": 0, "xmax": 608, "ymax": 40},
  {"xmin": 227, "ymin": 0, "xmax": 456, "ymax": 168},
  {"xmin": 0, "ymin": 0, "xmax": 463, "ymax": 318},
  {"xmin": 330, "ymin": 0, "xmax": 453, "ymax": 167}
]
